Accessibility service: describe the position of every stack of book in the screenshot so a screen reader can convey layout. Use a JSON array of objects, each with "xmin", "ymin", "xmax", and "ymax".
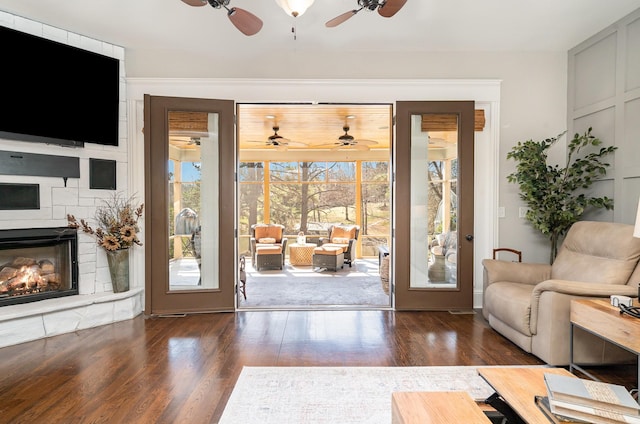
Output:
[{"xmin": 535, "ymin": 373, "xmax": 640, "ymax": 424}]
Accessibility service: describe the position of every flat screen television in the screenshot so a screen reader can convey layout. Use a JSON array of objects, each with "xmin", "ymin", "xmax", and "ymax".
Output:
[{"xmin": 0, "ymin": 25, "xmax": 120, "ymax": 147}]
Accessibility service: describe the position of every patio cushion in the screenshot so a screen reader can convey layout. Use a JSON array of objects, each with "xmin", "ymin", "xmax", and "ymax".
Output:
[
  {"xmin": 314, "ymin": 246, "xmax": 343, "ymax": 255},
  {"xmin": 256, "ymin": 245, "xmax": 282, "ymax": 255},
  {"xmin": 331, "ymin": 226, "xmax": 357, "ymax": 242},
  {"xmin": 258, "ymin": 237, "xmax": 276, "ymax": 244},
  {"xmin": 320, "ymin": 243, "xmax": 349, "ymax": 252},
  {"xmin": 254, "ymin": 225, "xmax": 282, "ymax": 242}
]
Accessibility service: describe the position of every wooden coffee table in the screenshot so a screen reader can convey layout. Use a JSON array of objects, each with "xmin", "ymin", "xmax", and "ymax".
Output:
[
  {"xmin": 478, "ymin": 367, "xmax": 576, "ymax": 424},
  {"xmin": 391, "ymin": 391, "xmax": 491, "ymax": 423},
  {"xmin": 391, "ymin": 367, "xmax": 574, "ymax": 424}
]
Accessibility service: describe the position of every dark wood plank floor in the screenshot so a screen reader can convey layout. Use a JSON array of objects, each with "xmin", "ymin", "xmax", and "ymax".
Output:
[{"xmin": 0, "ymin": 310, "xmax": 635, "ymax": 423}]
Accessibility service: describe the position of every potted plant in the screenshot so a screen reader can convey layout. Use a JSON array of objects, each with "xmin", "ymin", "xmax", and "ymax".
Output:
[
  {"xmin": 67, "ymin": 193, "xmax": 144, "ymax": 292},
  {"xmin": 507, "ymin": 127, "xmax": 616, "ymax": 264}
]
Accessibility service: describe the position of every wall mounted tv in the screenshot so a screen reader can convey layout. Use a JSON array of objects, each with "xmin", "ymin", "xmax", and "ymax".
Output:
[{"xmin": 0, "ymin": 25, "xmax": 120, "ymax": 147}]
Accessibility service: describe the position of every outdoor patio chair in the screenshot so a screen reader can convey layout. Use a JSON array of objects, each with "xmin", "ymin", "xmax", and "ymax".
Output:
[
  {"xmin": 318, "ymin": 225, "xmax": 359, "ymax": 267},
  {"xmin": 250, "ymin": 223, "xmax": 288, "ymax": 271}
]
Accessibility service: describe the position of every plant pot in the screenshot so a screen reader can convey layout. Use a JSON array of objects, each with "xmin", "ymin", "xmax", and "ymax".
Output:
[{"xmin": 106, "ymin": 249, "xmax": 130, "ymax": 293}]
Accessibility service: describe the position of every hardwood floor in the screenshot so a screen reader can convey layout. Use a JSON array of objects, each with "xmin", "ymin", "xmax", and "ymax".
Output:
[{"xmin": 0, "ymin": 310, "xmax": 635, "ymax": 423}]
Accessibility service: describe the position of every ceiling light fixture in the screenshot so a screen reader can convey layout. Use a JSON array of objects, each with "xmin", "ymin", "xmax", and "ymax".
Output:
[{"xmin": 275, "ymin": 0, "xmax": 315, "ymax": 18}]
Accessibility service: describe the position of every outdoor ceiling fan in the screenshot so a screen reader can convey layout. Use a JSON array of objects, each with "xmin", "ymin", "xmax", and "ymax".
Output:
[
  {"xmin": 246, "ymin": 126, "xmax": 308, "ymax": 151},
  {"xmin": 180, "ymin": 0, "xmax": 263, "ymax": 36},
  {"xmin": 317, "ymin": 125, "xmax": 379, "ymax": 151},
  {"xmin": 169, "ymin": 131, "xmax": 208, "ymax": 148},
  {"xmin": 326, "ymin": 0, "xmax": 407, "ymax": 28},
  {"xmin": 428, "ymin": 136, "xmax": 449, "ymax": 149}
]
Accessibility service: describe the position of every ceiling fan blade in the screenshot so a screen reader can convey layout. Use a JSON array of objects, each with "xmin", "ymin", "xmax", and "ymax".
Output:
[
  {"xmin": 354, "ymin": 139, "xmax": 379, "ymax": 146},
  {"xmin": 326, "ymin": 10, "xmax": 358, "ymax": 27},
  {"xmin": 378, "ymin": 0, "xmax": 407, "ymax": 18},
  {"xmin": 181, "ymin": 0, "xmax": 207, "ymax": 6},
  {"xmin": 286, "ymin": 140, "xmax": 309, "ymax": 147},
  {"xmin": 270, "ymin": 137, "xmax": 291, "ymax": 145},
  {"xmin": 428, "ymin": 137, "xmax": 449, "ymax": 147},
  {"xmin": 313, "ymin": 143, "xmax": 339, "ymax": 148},
  {"xmin": 170, "ymin": 130, "xmax": 210, "ymax": 138},
  {"xmin": 354, "ymin": 144, "xmax": 370, "ymax": 151},
  {"xmin": 276, "ymin": 145, "xmax": 288, "ymax": 152},
  {"xmin": 228, "ymin": 7, "xmax": 263, "ymax": 36}
]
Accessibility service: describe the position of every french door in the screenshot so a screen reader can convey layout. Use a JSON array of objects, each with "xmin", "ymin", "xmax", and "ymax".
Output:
[
  {"xmin": 142, "ymin": 95, "xmax": 475, "ymax": 314},
  {"xmin": 144, "ymin": 95, "xmax": 235, "ymax": 315},
  {"xmin": 394, "ymin": 101, "xmax": 475, "ymax": 310}
]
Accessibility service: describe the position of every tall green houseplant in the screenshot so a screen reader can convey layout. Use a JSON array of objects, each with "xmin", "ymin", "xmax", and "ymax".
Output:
[{"xmin": 507, "ymin": 127, "xmax": 617, "ymax": 264}]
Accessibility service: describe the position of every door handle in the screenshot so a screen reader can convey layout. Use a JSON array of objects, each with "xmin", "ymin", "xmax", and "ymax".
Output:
[{"xmin": 465, "ymin": 234, "xmax": 474, "ymax": 241}]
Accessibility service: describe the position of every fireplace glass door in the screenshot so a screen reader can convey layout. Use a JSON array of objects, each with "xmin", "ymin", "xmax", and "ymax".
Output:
[{"xmin": 0, "ymin": 227, "xmax": 78, "ymax": 307}]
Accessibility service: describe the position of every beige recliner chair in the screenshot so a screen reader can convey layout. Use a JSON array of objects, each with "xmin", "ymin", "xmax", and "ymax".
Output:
[{"xmin": 482, "ymin": 221, "xmax": 640, "ymax": 365}]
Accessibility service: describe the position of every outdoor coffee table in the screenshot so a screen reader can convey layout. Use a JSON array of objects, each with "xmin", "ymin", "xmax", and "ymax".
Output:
[{"xmin": 289, "ymin": 243, "xmax": 316, "ymax": 266}]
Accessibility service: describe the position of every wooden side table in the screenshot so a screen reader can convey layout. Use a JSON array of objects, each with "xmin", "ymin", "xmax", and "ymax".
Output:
[
  {"xmin": 289, "ymin": 243, "xmax": 316, "ymax": 266},
  {"xmin": 570, "ymin": 298, "xmax": 640, "ymax": 388}
]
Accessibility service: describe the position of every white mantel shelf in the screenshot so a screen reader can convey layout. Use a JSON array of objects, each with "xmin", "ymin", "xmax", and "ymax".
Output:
[{"xmin": 0, "ymin": 288, "xmax": 144, "ymax": 349}]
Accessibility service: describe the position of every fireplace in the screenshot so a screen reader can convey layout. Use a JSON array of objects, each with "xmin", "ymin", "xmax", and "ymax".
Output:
[{"xmin": 0, "ymin": 227, "xmax": 78, "ymax": 307}]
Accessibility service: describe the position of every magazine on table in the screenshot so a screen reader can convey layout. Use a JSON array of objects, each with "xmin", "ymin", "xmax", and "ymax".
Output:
[
  {"xmin": 542, "ymin": 373, "xmax": 640, "ymax": 424},
  {"xmin": 534, "ymin": 395, "xmax": 591, "ymax": 423}
]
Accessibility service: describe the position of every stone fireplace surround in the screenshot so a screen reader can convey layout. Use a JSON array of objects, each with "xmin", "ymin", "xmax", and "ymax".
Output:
[{"xmin": 0, "ymin": 13, "xmax": 143, "ymax": 349}]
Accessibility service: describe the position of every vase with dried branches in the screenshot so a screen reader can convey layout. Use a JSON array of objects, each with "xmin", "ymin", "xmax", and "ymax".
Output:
[{"xmin": 67, "ymin": 193, "xmax": 144, "ymax": 292}]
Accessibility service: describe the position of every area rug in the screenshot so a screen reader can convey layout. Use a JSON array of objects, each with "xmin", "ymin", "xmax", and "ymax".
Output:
[
  {"xmin": 218, "ymin": 366, "xmax": 498, "ymax": 423},
  {"xmin": 239, "ymin": 259, "xmax": 389, "ymax": 307}
]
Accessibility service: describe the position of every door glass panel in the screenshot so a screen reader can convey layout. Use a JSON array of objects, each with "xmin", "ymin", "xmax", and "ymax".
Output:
[
  {"xmin": 409, "ymin": 114, "xmax": 458, "ymax": 288},
  {"xmin": 168, "ymin": 111, "xmax": 219, "ymax": 291}
]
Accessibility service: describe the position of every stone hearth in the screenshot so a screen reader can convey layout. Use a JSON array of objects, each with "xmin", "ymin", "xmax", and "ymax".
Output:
[{"xmin": 0, "ymin": 288, "xmax": 143, "ymax": 348}]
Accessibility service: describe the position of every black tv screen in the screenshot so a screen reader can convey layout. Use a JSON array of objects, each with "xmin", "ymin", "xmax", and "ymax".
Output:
[{"xmin": 0, "ymin": 25, "xmax": 120, "ymax": 147}]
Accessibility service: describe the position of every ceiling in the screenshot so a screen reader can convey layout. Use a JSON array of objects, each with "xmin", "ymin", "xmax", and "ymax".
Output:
[
  {"xmin": 169, "ymin": 103, "xmax": 463, "ymax": 159},
  {"xmin": 169, "ymin": 103, "xmax": 396, "ymax": 156},
  {"xmin": 1, "ymin": 0, "xmax": 640, "ymax": 79},
  {"xmin": 236, "ymin": 103, "xmax": 393, "ymax": 151}
]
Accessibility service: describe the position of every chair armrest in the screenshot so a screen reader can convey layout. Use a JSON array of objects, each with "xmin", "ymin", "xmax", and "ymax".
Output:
[
  {"xmin": 345, "ymin": 238, "xmax": 356, "ymax": 253},
  {"xmin": 318, "ymin": 237, "xmax": 329, "ymax": 246},
  {"xmin": 482, "ymin": 259, "xmax": 550, "ymax": 286},
  {"xmin": 281, "ymin": 238, "xmax": 288, "ymax": 250},
  {"xmin": 529, "ymin": 280, "xmax": 637, "ymax": 334},
  {"xmin": 534, "ymin": 280, "xmax": 638, "ymax": 298}
]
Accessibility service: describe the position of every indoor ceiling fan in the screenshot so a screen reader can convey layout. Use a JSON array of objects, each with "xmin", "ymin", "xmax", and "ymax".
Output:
[
  {"xmin": 180, "ymin": 0, "xmax": 263, "ymax": 36},
  {"xmin": 318, "ymin": 125, "xmax": 379, "ymax": 151},
  {"xmin": 326, "ymin": 0, "xmax": 407, "ymax": 28},
  {"xmin": 246, "ymin": 126, "xmax": 308, "ymax": 151}
]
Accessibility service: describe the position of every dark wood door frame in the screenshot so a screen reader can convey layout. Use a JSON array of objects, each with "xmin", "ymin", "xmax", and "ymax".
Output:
[
  {"xmin": 394, "ymin": 100, "xmax": 475, "ymax": 311},
  {"xmin": 144, "ymin": 95, "xmax": 235, "ymax": 315}
]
